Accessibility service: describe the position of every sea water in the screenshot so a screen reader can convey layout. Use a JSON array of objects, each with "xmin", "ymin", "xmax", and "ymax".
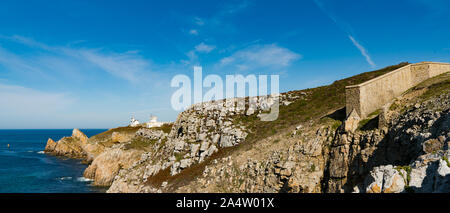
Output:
[{"xmin": 0, "ymin": 129, "xmax": 107, "ymax": 193}]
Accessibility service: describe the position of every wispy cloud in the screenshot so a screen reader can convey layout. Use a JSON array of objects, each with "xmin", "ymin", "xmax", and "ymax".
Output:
[
  {"xmin": 78, "ymin": 50, "xmax": 151, "ymax": 83},
  {"xmin": 193, "ymin": 17, "xmax": 205, "ymax": 26},
  {"xmin": 188, "ymin": 1, "xmax": 251, "ymax": 35},
  {"xmin": 217, "ymin": 44, "xmax": 301, "ymax": 72},
  {"xmin": 0, "ymin": 83, "xmax": 75, "ymax": 118},
  {"xmin": 348, "ymin": 35, "xmax": 375, "ymax": 68},
  {"xmin": 0, "ymin": 35, "xmax": 155, "ymax": 83},
  {"xmin": 313, "ymin": 0, "xmax": 376, "ymax": 68},
  {"xmin": 223, "ymin": 1, "xmax": 250, "ymax": 15},
  {"xmin": 195, "ymin": 42, "xmax": 216, "ymax": 53},
  {"xmin": 189, "ymin": 29, "xmax": 199, "ymax": 35}
]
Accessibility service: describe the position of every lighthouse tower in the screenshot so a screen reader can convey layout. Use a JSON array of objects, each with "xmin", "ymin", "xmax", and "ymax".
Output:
[
  {"xmin": 146, "ymin": 115, "xmax": 163, "ymax": 128},
  {"xmin": 129, "ymin": 116, "xmax": 140, "ymax": 127}
]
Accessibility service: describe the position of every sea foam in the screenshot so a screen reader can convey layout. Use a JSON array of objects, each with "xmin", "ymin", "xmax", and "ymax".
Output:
[{"xmin": 77, "ymin": 177, "xmax": 93, "ymax": 182}]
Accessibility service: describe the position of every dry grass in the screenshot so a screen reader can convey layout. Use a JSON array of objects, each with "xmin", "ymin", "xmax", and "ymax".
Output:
[
  {"xmin": 89, "ymin": 126, "xmax": 141, "ymax": 142},
  {"xmin": 150, "ymin": 123, "xmax": 174, "ymax": 134},
  {"xmin": 124, "ymin": 136, "xmax": 158, "ymax": 151}
]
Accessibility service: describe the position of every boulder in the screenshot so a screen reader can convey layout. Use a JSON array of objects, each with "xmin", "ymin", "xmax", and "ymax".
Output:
[
  {"xmin": 180, "ymin": 158, "xmax": 192, "ymax": 169},
  {"xmin": 44, "ymin": 138, "xmax": 57, "ymax": 152},
  {"xmin": 174, "ymin": 140, "xmax": 185, "ymax": 152},
  {"xmin": 206, "ymin": 145, "xmax": 218, "ymax": 157},
  {"xmin": 190, "ymin": 144, "xmax": 200, "ymax": 157},
  {"xmin": 423, "ymin": 139, "xmax": 444, "ymax": 154},
  {"xmin": 344, "ymin": 109, "xmax": 360, "ymax": 133},
  {"xmin": 364, "ymin": 165, "xmax": 405, "ymax": 193},
  {"xmin": 200, "ymin": 141, "xmax": 209, "ymax": 152},
  {"xmin": 72, "ymin": 129, "xmax": 88, "ymax": 144},
  {"xmin": 84, "ymin": 147, "xmax": 143, "ymax": 186}
]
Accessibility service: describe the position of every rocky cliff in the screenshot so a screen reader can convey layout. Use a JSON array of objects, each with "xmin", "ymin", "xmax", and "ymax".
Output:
[{"xmin": 45, "ymin": 63, "xmax": 450, "ymax": 193}]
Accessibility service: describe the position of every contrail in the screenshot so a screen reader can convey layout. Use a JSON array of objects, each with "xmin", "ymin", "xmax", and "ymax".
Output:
[
  {"xmin": 348, "ymin": 35, "xmax": 376, "ymax": 68},
  {"xmin": 312, "ymin": 0, "xmax": 376, "ymax": 68}
]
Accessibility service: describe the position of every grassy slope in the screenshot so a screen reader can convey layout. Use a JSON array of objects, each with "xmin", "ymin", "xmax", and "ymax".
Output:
[
  {"xmin": 235, "ymin": 62, "xmax": 410, "ymax": 145},
  {"xmin": 157, "ymin": 62, "xmax": 411, "ymax": 190}
]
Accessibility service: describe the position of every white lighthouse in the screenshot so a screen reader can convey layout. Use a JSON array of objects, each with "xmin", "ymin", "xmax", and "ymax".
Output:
[
  {"xmin": 129, "ymin": 116, "xmax": 140, "ymax": 127},
  {"xmin": 146, "ymin": 115, "xmax": 163, "ymax": 128}
]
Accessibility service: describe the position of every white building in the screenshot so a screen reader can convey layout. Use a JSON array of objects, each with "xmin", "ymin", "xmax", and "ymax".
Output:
[
  {"xmin": 146, "ymin": 115, "xmax": 164, "ymax": 128},
  {"xmin": 129, "ymin": 116, "xmax": 140, "ymax": 127}
]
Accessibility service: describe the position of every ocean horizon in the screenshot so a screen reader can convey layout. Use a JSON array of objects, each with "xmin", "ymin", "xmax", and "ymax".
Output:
[{"xmin": 0, "ymin": 129, "xmax": 108, "ymax": 193}]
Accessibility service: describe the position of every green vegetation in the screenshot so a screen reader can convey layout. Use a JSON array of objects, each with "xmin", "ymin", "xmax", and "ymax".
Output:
[
  {"xmin": 310, "ymin": 164, "xmax": 316, "ymax": 172},
  {"xmin": 319, "ymin": 116, "xmax": 342, "ymax": 130},
  {"xmin": 419, "ymin": 74, "xmax": 450, "ymax": 101},
  {"xmin": 124, "ymin": 136, "xmax": 158, "ymax": 150},
  {"xmin": 396, "ymin": 165, "xmax": 415, "ymax": 193},
  {"xmin": 443, "ymin": 156, "xmax": 450, "ymax": 167},
  {"xmin": 367, "ymin": 109, "xmax": 381, "ymax": 118},
  {"xmin": 174, "ymin": 152, "xmax": 184, "ymax": 162},
  {"xmin": 395, "ymin": 165, "xmax": 412, "ymax": 186},
  {"xmin": 389, "ymin": 101, "xmax": 400, "ymax": 111},
  {"xmin": 357, "ymin": 109, "xmax": 381, "ymax": 131},
  {"xmin": 358, "ymin": 117, "xmax": 375, "ymax": 130},
  {"xmin": 151, "ymin": 123, "xmax": 174, "ymax": 134}
]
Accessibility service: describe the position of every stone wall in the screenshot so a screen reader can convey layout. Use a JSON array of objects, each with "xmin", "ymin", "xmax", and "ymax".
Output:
[{"xmin": 346, "ymin": 62, "xmax": 450, "ymax": 119}]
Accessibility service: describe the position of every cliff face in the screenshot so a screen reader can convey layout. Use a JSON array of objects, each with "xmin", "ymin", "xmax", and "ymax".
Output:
[
  {"xmin": 45, "ymin": 64, "xmax": 450, "ymax": 193},
  {"xmin": 325, "ymin": 91, "xmax": 450, "ymax": 193},
  {"xmin": 107, "ymin": 70, "xmax": 449, "ymax": 193}
]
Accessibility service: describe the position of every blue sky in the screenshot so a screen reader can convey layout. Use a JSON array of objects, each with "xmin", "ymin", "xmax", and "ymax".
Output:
[{"xmin": 0, "ymin": 0, "xmax": 449, "ymax": 129}]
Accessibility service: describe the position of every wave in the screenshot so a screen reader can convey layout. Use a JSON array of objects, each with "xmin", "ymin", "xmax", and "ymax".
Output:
[
  {"xmin": 59, "ymin": 177, "xmax": 73, "ymax": 180},
  {"xmin": 77, "ymin": 177, "xmax": 93, "ymax": 182},
  {"xmin": 37, "ymin": 151, "xmax": 45, "ymax": 154}
]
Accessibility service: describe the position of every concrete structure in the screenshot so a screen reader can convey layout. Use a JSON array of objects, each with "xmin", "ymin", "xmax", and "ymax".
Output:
[{"xmin": 346, "ymin": 62, "xmax": 450, "ymax": 120}]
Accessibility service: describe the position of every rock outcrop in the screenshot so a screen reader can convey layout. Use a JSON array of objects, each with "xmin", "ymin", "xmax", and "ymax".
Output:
[
  {"xmin": 84, "ymin": 146, "xmax": 145, "ymax": 186},
  {"xmin": 44, "ymin": 126, "xmax": 162, "ymax": 186},
  {"xmin": 44, "ymin": 129, "xmax": 88, "ymax": 158}
]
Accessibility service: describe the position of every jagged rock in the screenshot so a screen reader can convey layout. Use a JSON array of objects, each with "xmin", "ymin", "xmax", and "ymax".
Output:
[
  {"xmin": 143, "ymin": 164, "xmax": 161, "ymax": 179},
  {"xmin": 84, "ymin": 147, "xmax": 143, "ymax": 186},
  {"xmin": 174, "ymin": 140, "xmax": 185, "ymax": 152},
  {"xmin": 423, "ymin": 139, "xmax": 444, "ymax": 154},
  {"xmin": 219, "ymin": 135, "xmax": 233, "ymax": 147},
  {"xmin": 409, "ymin": 156, "xmax": 450, "ymax": 193},
  {"xmin": 212, "ymin": 134, "xmax": 220, "ymax": 144},
  {"xmin": 197, "ymin": 133, "xmax": 207, "ymax": 142},
  {"xmin": 344, "ymin": 109, "xmax": 360, "ymax": 132},
  {"xmin": 44, "ymin": 138, "xmax": 57, "ymax": 152},
  {"xmin": 246, "ymin": 108, "xmax": 255, "ymax": 116},
  {"xmin": 200, "ymin": 141, "xmax": 209, "ymax": 152},
  {"xmin": 364, "ymin": 165, "xmax": 405, "ymax": 193},
  {"xmin": 180, "ymin": 158, "xmax": 192, "ymax": 169},
  {"xmin": 206, "ymin": 144, "xmax": 218, "ymax": 156},
  {"xmin": 171, "ymin": 162, "xmax": 181, "ymax": 176},
  {"xmin": 190, "ymin": 144, "xmax": 200, "ymax": 157},
  {"xmin": 279, "ymin": 161, "xmax": 296, "ymax": 177},
  {"xmin": 72, "ymin": 129, "xmax": 88, "ymax": 144}
]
